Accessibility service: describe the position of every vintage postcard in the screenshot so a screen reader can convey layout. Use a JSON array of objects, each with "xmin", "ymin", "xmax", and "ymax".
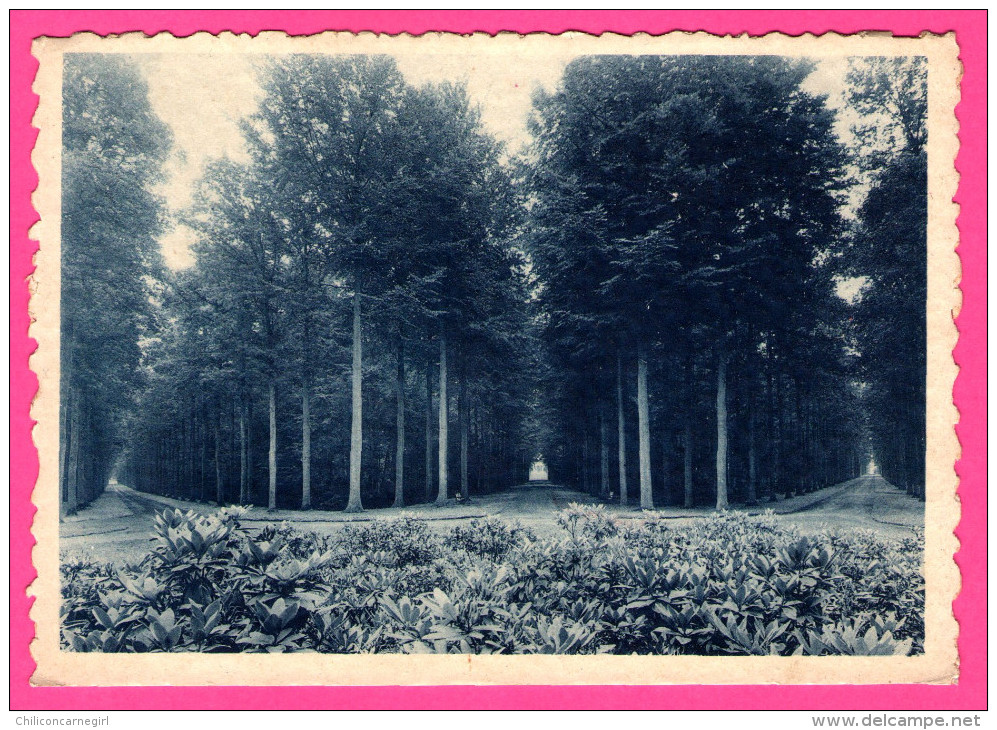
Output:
[{"xmin": 28, "ymin": 29, "xmax": 961, "ymax": 687}]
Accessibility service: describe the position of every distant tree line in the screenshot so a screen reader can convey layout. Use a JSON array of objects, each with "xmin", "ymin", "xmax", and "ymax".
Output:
[
  {"xmin": 59, "ymin": 52, "xmax": 928, "ymax": 514},
  {"xmin": 844, "ymin": 57, "xmax": 927, "ymax": 499},
  {"xmin": 117, "ymin": 56, "xmax": 533, "ymax": 511},
  {"xmin": 59, "ymin": 55, "xmax": 172, "ymax": 514},
  {"xmin": 526, "ymin": 55, "xmax": 865, "ymax": 509}
]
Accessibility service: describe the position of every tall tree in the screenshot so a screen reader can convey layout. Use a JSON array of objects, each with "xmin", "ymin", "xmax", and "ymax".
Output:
[
  {"xmin": 616, "ymin": 354, "xmax": 628, "ymax": 504},
  {"xmin": 528, "ymin": 56, "xmax": 847, "ymax": 510},
  {"xmin": 845, "ymin": 57, "xmax": 927, "ymax": 498},
  {"xmin": 253, "ymin": 55, "xmax": 411, "ymax": 512},
  {"xmin": 185, "ymin": 152, "xmax": 292, "ymax": 510},
  {"xmin": 527, "ymin": 57, "xmax": 699, "ymax": 509},
  {"xmin": 378, "ymin": 81, "xmax": 525, "ymax": 504},
  {"xmin": 60, "ymin": 54, "xmax": 171, "ymax": 513}
]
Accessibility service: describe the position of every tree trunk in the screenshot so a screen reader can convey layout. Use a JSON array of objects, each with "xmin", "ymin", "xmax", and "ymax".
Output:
[
  {"xmin": 393, "ymin": 336, "xmax": 405, "ymax": 508},
  {"xmin": 228, "ymin": 399, "xmax": 236, "ymax": 501},
  {"xmin": 301, "ymin": 245, "xmax": 313, "ymax": 510},
  {"xmin": 747, "ymin": 400, "xmax": 758, "ymax": 504},
  {"xmin": 301, "ymin": 372, "xmax": 311, "ymax": 509},
  {"xmin": 60, "ymin": 382, "xmax": 76, "ymax": 514},
  {"xmin": 789, "ymin": 377, "xmax": 802, "ymax": 496},
  {"xmin": 201, "ymin": 396, "xmax": 209, "ymax": 501},
  {"xmin": 459, "ymin": 364, "xmax": 469, "ymax": 501},
  {"xmin": 67, "ymin": 393, "xmax": 82, "ymax": 512},
  {"xmin": 77, "ymin": 404, "xmax": 88, "ymax": 505},
  {"xmin": 425, "ymin": 356, "xmax": 434, "ymax": 503},
  {"xmin": 637, "ymin": 348, "xmax": 653, "ymax": 509},
  {"xmin": 174, "ymin": 438, "xmax": 182, "ymax": 500},
  {"xmin": 773, "ymin": 369, "xmax": 784, "ymax": 498},
  {"xmin": 437, "ymin": 331, "xmax": 448, "ymax": 504},
  {"xmin": 239, "ymin": 394, "xmax": 248, "ymax": 504},
  {"xmin": 715, "ymin": 353, "xmax": 729, "ymax": 510},
  {"xmin": 600, "ymin": 403, "xmax": 609, "ymax": 498},
  {"xmin": 268, "ymin": 381, "xmax": 277, "ymax": 510},
  {"xmin": 59, "ymin": 334, "xmax": 71, "ymax": 513},
  {"xmin": 682, "ymin": 416, "xmax": 695, "ymax": 508},
  {"xmin": 186, "ymin": 408, "xmax": 194, "ymax": 500},
  {"xmin": 180, "ymin": 411, "xmax": 189, "ymax": 499},
  {"xmin": 766, "ymin": 366, "xmax": 777, "ymax": 500},
  {"xmin": 189, "ymin": 409, "xmax": 197, "ymax": 499},
  {"xmin": 660, "ymin": 431, "xmax": 670, "ymax": 506},
  {"xmin": 581, "ymin": 424, "xmax": 590, "ymax": 494},
  {"xmin": 473, "ymin": 408, "xmax": 483, "ymax": 493},
  {"xmin": 488, "ymin": 418, "xmax": 496, "ymax": 483},
  {"xmin": 346, "ymin": 293, "xmax": 363, "ymax": 512},
  {"xmin": 59, "ymin": 394, "xmax": 71, "ymax": 506},
  {"xmin": 616, "ymin": 352, "xmax": 628, "ymax": 505},
  {"xmin": 215, "ymin": 404, "xmax": 224, "ymax": 505},
  {"xmin": 246, "ymin": 395, "xmax": 254, "ymax": 504}
]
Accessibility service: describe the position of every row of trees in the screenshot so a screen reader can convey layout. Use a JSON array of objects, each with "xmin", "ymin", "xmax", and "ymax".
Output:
[
  {"xmin": 525, "ymin": 55, "xmax": 872, "ymax": 508},
  {"xmin": 117, "ymin": 56, "xmax": 534, "ymax": 511},
  {"xmin": 60, "ymin": 52, "xmax": 929, "ymax": 515},
  {"xmin": 845, "ymin": 57, "xmax": 928, "ymax": 498},
  {"xmin": 59, "ymin": 55, "xmax": 172, "ymax": 514}
]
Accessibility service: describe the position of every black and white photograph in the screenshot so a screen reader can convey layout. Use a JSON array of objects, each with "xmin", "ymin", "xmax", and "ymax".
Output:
[{"xmin": 37, "ymin": 32, "xmax": 958, "ymax": 681}]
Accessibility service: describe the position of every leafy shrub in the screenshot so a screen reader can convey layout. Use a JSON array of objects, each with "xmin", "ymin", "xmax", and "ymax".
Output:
[
  {"xmin": 254, "ymin": 521, "xmax": 334, "ymax": 562},
  {"xmin": 61, "ymin": 507, "xmax": 924, "ymax": 656},
  {"xmin": 821, "ymin": 528, "xmax": 925, "ymax": 650},
  {"xmin": 444, "ymin": 517, "xmax": 535, "ymax": 560},
  {"xmin": 557, "ymin": 503, "xmax": 620, "ymax": 542},
  {"xmin": 337, "ymin": 517, "xmax": 442, "ymax": 567}
]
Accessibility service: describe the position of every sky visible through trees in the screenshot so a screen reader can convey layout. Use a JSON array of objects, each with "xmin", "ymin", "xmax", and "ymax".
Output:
[{"xmin": 59, "ymin": 52, "xmax": 928, "ymax": 515}]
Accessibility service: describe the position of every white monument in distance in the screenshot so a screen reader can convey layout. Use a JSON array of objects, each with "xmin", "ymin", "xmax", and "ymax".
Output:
[{"xmin": 528, "ymin": 459, "xmax": 548, "ymax": 482}]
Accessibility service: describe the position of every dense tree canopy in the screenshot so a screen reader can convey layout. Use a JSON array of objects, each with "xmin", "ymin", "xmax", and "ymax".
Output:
[
  {"xmin": 843, "ymin": 57, "xmax": 928, "ymax": 497},
  {"xmin": 118, "ymin": 55, "xmax": 533, "ymax": 512},
  {"xmin": 526, "ymin": 56, "xmax": 864, "ymax": 510},
  {"xmin": 61, "ymin": 52, "xmax": 927, "ymax": 516},
  {"xmin": 60, "ymin": 54, "xmax": 172, "ymax": 513}
]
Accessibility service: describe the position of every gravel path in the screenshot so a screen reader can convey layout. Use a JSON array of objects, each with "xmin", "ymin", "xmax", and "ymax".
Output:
[{"xmin": 60, "ymin": 474, "xmax": 923, "ymax": 564}]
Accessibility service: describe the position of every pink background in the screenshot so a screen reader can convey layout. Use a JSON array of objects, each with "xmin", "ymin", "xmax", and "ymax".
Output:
[{"xmin": 10, "ymin": 10, "xmax": 987, "ymax": 711}]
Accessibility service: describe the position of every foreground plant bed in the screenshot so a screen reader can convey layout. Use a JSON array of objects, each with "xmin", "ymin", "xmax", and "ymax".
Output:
[{"xmin": 61, "ymin": 505, "xmax": 924, "ymax": 655}]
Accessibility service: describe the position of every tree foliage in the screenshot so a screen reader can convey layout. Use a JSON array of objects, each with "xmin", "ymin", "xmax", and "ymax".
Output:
[
  {"xmin": 60, "ymin": 54, "xmax": 172, "ymax": 512},
  {"xmin": 526, "ymin": 55, "xmax": 865, "ymax": 508},
  {"xmin": 62, "ymin": 52, "xmax": 926, "ymax": 519},
  {"xmin": 844, "ymin": 57, "xmax": 927, "ymax": 496},
  {"xmin": 120, "ymin": 55, "xmax": 534, "ymax": 511}
]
